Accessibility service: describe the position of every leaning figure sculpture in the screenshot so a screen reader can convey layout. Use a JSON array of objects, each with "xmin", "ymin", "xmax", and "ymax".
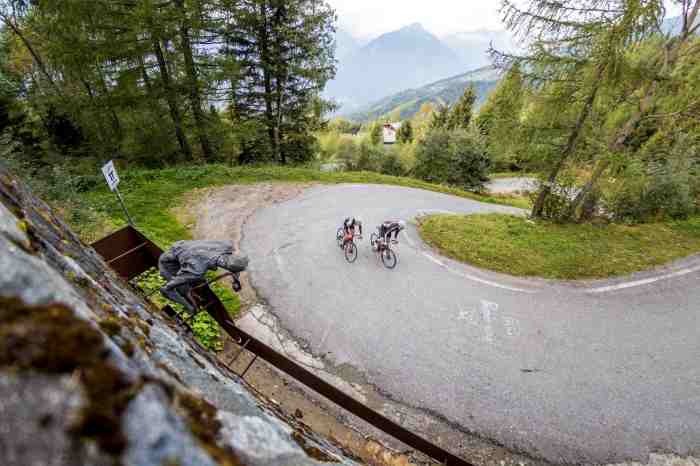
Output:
[{"xmin": 158, "ymin": 240, "xmax": 249, "ymax": 313}]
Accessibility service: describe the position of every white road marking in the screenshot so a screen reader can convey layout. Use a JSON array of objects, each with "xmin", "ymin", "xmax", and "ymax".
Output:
[
  {"xmin": 586, "ymin": 264, "xmax": 700, "ymax": 293},
  {"xmin": 422, "ymin": 252, "xmax": 535, "ymax": 294},
  {"xmin": 503, "ymin": 316, "xmax": 520, "ymax": 337},
  {"xmin": 480, "ymin": 300, "xmax": 497, "ymax": 344},
  {"xmin": 458, "ymin": 303, "xmax": 521, "ymax": 342},
  {"xmin": 417, "ymin": 209, "xmax": 458, "ymax": 216}
]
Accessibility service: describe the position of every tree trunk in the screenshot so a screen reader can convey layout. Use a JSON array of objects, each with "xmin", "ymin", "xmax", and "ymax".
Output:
[
  {"xmin": 96, "ymin": 66, "xmax": 122, "ymax": 140},
  {"xmin": 567, "ymin": 3, "xmax": 699, "ymax": 220},
  {"xmin": 138, "ymin": 56, "xmax": 153, "ymax": 94},
  {"xmin": 174, "ymin": 0, "xmax": 213, "ymax": 161},
  {"xmin": 0, "ymin": 13, "xmax": 62, "ymax": 96},
  {"xmin": 531, "ymin": 63, "xmax": 605, "ymax": 218},
  {"xmin": 566, "ymin": 41, "xmax": 681, "ymax": 220},
  {"xmin": 152, "ymin": 36, "xmax": 192, "ymax": 160},
  {"xmin": 257, "ymin": 2, "xmax": 278, "ymax": 162},
  {"xmin": 566, "ymin": 83, "xmax": 658, "ymax": 220}
]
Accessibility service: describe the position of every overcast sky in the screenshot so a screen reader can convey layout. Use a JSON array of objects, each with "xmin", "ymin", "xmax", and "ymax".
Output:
[{"xmin": 328, "ymin": 0, "xmax": 684, "ymax": 40}]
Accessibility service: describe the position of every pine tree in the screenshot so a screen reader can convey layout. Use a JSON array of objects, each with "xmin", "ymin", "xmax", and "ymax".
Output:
[
  {"xmin": 476, "ymin": 64, "xmax": 525, "ymax": 169},
  {"xmin": 447, "ymin": 85, "xmax": 476, "ymax": 130},
  {"xmin": 224, "ymin": 0, "xmax": 336, "ymax": 164},
  {"xmin": 429, "ymin": 103, "xmax": 450, "ymax": 129},
  {"xmin": 493, "ymin": 0, "xmax": 669, "ymax": 219},
  {"xmin": 397, "ymin": 120, "xmax": 413, "ymax": 144},
  {"xmin": 369, "ymin": 121, "xmax": 383, "ymax": 145}
]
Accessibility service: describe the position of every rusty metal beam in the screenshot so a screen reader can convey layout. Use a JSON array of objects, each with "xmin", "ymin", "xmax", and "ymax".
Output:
[
  {"xmin": 92, "ymin": 228, "xmax": 475, "ymax": 466},
  {"xmin": 91, "ymin": 226, "xmax": 161, "ymax": 280}
]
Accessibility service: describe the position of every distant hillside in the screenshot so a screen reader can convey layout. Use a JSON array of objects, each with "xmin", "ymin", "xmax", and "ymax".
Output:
[
  {"xmin": 345, "ymin": 66, "xmax": 501, "ymax": 122},
  {"xmin": 325, "ymin": 23, "xmax": 464, "ymax": 111}
]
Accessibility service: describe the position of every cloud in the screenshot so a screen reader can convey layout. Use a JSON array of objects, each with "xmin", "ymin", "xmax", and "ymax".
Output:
[
  {"xmin": 328, "ymin": 0, "xmax": 686, "ymax": 40},
  {"xmin": 327, "ymin": 0, "xmax": 504, "ymax": 39}
]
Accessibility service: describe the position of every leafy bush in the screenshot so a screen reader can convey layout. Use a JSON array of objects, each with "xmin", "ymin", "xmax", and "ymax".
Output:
[
  {"xmin": 414, "ymin": 128, "xmax": 491, "ymax": 191},
  {"xmin": 603, "ymin": 135, "xmax": 700, "ymax": 222},
  {"xmin": 380, "ymin": 147, "xmax": 404, "ymax": 176},
  {"xmin": 604, "ymin": 166, "xmax": 697, "ymax": 222},
  {"xmin": 529, "ymin": 171, "xmax": 581, "ymax": 222}
]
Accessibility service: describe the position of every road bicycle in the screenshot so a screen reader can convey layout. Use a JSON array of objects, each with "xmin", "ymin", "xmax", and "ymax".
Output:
[
  {"xmin": 370, "ymin": 230, "xmax": 398, "ymax": 269},
  {"xmin": 336, "ymin": 227, "xmax": 361, "ymax": 263}
]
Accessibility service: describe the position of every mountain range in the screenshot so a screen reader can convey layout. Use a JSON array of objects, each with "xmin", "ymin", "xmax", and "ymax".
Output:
[
  {"xmin": 346, "ymin": 66, "xmax": 500, "ymax": 122},
  {"xmin": 329, "ymin": 15, "xmax": 694, "ymax": 122},
  {"xmin": 327, "ymin": 23, "xmax": 468, "ymax": 111}
]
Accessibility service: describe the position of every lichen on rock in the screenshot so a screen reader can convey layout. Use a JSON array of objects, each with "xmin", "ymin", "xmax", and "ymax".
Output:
[{"xmin": 0, "ymin": 163, "xmax": 360, "ymax": 466}]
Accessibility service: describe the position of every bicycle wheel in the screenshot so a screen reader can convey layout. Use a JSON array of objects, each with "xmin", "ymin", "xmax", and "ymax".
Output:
[
  {"xmin": 344, "ymin": 241, "xmax": 358, "ymax": 263},
  {"xmin": 336, "ymin": 228, "xmax": 344, "ymax": 248},
  {"xmin": 381, "ymin": 248, "xmax": 397, "ymax": 269},
  {"xmin": 370, "ymin": 233, "xmax": 379, "ymax": 251}
]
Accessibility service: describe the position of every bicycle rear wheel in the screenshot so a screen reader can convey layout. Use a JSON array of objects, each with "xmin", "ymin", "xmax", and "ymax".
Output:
[
  {"xmin": 344, "ymin": 242, "xmax": 358, "ymax": 263},
  {"xmin": 381, "ymin": 248, "xmax": 397, "ymax": 269}
]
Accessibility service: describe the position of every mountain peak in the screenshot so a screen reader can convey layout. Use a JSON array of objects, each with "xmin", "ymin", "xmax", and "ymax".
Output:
[{"xmin": 402, "ymin": 22, "xmax": 426, "ymax": 33}]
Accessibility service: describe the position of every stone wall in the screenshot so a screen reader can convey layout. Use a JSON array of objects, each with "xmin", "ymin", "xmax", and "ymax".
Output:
[{"xmin": 0, "ymin": 164, "xmax": 360, "ymax": 466}]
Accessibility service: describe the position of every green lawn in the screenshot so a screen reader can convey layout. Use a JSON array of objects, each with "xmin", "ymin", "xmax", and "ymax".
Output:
[
  {"xmin": 418, "ymin": 213, "xmax": 700, "ymax": 280},
  {"xmin": 68, "ymin": 164, "xmax": 528, "ymax": 349}
]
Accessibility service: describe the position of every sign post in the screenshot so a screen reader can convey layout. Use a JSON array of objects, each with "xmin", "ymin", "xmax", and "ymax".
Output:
[{"xmin": 101, "ymin": 160, "xmax": 134, "ymax": 226}]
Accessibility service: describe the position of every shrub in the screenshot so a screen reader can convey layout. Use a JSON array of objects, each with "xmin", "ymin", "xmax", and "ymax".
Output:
[
  {"xmin": 602, "ymin": 135, "xmax": 700, "ymax": 222},
  {"xmin": 380, "ymin": 147, "xmax": 404, "ymax": 176},
  {"xmin": 414, "ymin": 128, "xmax": 491, "ymax": 191}
]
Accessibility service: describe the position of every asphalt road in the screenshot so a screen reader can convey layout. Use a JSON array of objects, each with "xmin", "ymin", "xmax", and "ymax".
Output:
[{"xmin": 240, "ymin": 184, "xmax": 700, "ymax": 464}]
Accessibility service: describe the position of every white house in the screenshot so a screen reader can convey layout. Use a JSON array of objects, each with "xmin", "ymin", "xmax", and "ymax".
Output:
[{"xmin": 383, "ymin": 122, "xmax": 402, "ymax": 144}]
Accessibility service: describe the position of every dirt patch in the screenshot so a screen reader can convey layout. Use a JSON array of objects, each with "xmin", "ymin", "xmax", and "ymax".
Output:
[{"xmin": 179, "ymin": 183, "xmax": 309, "ymax": 312}]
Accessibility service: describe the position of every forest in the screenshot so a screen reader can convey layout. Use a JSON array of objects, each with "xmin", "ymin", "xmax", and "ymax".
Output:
[{"xmin": 1, "ymin": 0, "xmax": 699, "ymax": 225}]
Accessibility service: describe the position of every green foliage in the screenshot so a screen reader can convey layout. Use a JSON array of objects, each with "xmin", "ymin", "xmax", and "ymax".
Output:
[
  {"xmin": 369, "ymin": 122, "xmax": 383, "ymax": 145},
  {"xmin": 476, "ymin": 64, "xmax": 526, "ymax": 171},
  {"xmin": 134, "ymin": 269, "xmax": 234, "ymax": 352},
  {"xmin": 328, "ymin": 118, "xmax": 361, "ymax": 134},
  {"xmin": 414, "ymin": 128, "xmax": 491, "ymax": 191},
  {"xmin": 447, "ymin": 86, "xmax": 476, "ymax": 130},
  {"xmin": 429, "ymin": 104, "xmax": 450, "ymax": 130},
  {"xmin": 225, "ymin": 0, "xmax": 337, "ymax": 164},
  {"xmin": 1, "ymin": 0, "xmax": 336, "ymax": 167},
  {"xmin": 603, "ymin": 135, "xmax": 700, "ymax": 223},
  {"xmin": 379, "ymin": 147, "xmax": 404, "ymax": 176},
  {"xmin": 397, "ymin": 120, "xmax": 413, "ymax": 144}
]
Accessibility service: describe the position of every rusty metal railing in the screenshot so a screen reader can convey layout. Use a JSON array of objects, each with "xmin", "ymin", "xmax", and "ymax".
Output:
[{"xmin": 92, "ymin": 226, "xmax": 473, "ymax": 466}]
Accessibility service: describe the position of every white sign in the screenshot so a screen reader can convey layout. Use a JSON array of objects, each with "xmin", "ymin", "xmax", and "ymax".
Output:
[{"xmin": 101, "ymin": 160, "xmax": 120, "ymax": 192}]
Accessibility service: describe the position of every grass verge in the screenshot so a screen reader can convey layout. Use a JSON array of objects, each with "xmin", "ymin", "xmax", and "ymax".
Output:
[{"xmin": 418, "ymin": 213, "xmax": 700, "ymax": 280}]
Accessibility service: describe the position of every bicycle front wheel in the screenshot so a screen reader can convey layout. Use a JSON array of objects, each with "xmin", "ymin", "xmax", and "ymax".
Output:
[
  {"xmin": 344, "ymin": 242, "xmax": 358, "ymax": 263},
  {"xmin": 381, "ymin": 248, "xmax": 397, "ymax": 269},
  {"xmin": 370, "ymin": 233, "xmax": 379, "ymax": 251},
  {"xmin": 336, "ymin": 228, "xmax": 344, "ymax": 248}
]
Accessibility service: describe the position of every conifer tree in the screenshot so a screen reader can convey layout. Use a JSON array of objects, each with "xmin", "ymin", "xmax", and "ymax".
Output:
[
  {"xmin": 397, "ymin": 120, "xmax": 413, "ymax": 144},
  {"xmin": 447, "ymin": 85, "xmax": 476, "ymax": 130}
]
